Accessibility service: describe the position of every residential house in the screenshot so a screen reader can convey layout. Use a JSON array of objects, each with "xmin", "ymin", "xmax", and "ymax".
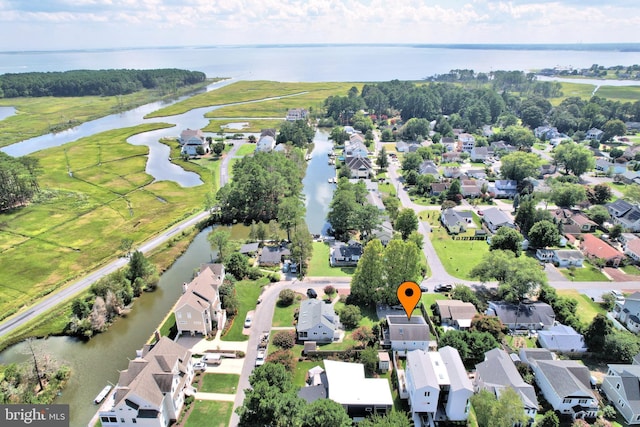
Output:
[
  {"xmin": 625, "ymin": 238, "xmax": 640, "ymax": 263},
  {"xmin": 534, "ymin": 126, "xmax": 560, "ymax": 140},
  {"xmin": 443, "ymin": 152, "xmax": 462, "ymax": 163},
  {"xmin": 443, "ymin": 166, "xmax": 462, "ymax": 178},
  {"xmin": 98, "ymin": 337, "xmax": 195, "ymax": 427},
  {"xmin": 296, "ymin": 299, "xmax": 339, "ymax": 342},
  {"xmin": 366, "ymin": 191, "xmax": 385, "ymax": 211},
  {"xmin": 385, "ymin": 314, "xmax": 432, "ymax": 352},
  {"xmin": 620, "ymin": 170, "xmax": 640, "ymax": 185},
  {"xmin": 459, "ymin": 133, "xmax": 476, "ymax": 152},
  {"xmin": 537, "ymin": 324, "xmax": 588, "ymax": 353},
  {"xmin": 323, "ymin": 359, "xmax": 393, "ymax": 419},
  {"xmin": 608, "ymin": 199, "xmax": 635, "ymax": 218},
  {"xmin": 330, "ymin": 241, "xmax": 363, "ymax": 266},
  {"xmin": 581, "ymin": 234, "xmax": 624, "ymax": 267},
  {"xmin": 491, "ymin": 180, "xmax": 518, "ymax": 198},
  {"xmin": 174, "ymin": 264, "xmax": 226, "ymax": 336},
  {"xmin": 570, "ymin": 213, "xmax": 598, "ymax": 232},
  {"xmin": 345, "ymin": 156, "xmax": 373, "ymax": 179},
  {"xmin": 441, "ymin": 208, "xmax": 468, "ymax": 234},
  {"xmin": 621, "ymin": 233, "xmax": 640, "ymax": 245},
  {"xmin": 536, "ymin": 249, "xmax": 555, "ymax": 263},
  {"xmin": 461, "ymin": 181, "xmax": 481, "ymax": 198},
  {"xmin": 435, "ymin": 300, "xmax": 478, "ymax": 330},
  {"xmin": 179, "ymin": 128, "xmax": 208, "ymax": 157},
  {"xmin": 474, "ymin": 349, "xmax": 538, "ymax": 424},
  {"xmin": 482, "ymin": 207, "xmax": 515, "ymax": 233},
  {"xmin": 624, "ymin": 144, "xmax": 640, "ymax": 159},
  {"xmin": 601, "ymin": 363, "xmax": 640, "ymax": 425},
  {"xmin": 552, "ymin": 250, "xmax": 585, "ymax": 268},
  {"xmin": 486, "ymin": 301, "xmax": 555, "ymax": 331},
  {"xmin": 470, "ymin": 146, "xmax": 489, "ymax": 162},
  {"xmin": 614, "ymin": 292, "xmax": 640, "ymax": 334},
  {"xmin": 239, "ymin": 242, "xmax": 259, "ymax": 255},
  {"xmin": 373, "ymin": 220, "xmax": 394, "ymax": 246},
  {"xmin": 258, "ymin": 245, "xmax": 290, "ymax": 267},
  {"xmin": 430, "ymin": 182, "xmax": 450, "ymax": 196},
  {"xmin": 596, "ymin": 158, "xmax": 628, "ymax": 175},
  {"xmin": 255, "ymin": 135, "xmax": 276, "ymax": 152},
  {"xmin": 286, "ymin": 108, "xmax": 308, "ymax": 121},
  {"xmin": 396, "ymin": 140, "xmax": 421, "ymax": 153},
  {"xmin": 519, "ymin": 348, "xmax": 597, "ymax": 421},
  {"xmin": 344, "ymin": 139, "xmax": 368, "ymax": 158},
  {"xmin": 539, "ymin": 163, "xmax": 557, "ymax": 177},
  {"xmin": 617, "ymin": 205, "xmax": 640, "ymax": 232},
  {"xmin": 404, "ymin": 347, "xmax": 473, "ymax": 426},
  {"xmin": 441, "ymin": 137, "xmax": 456, "ymax": 152},
  {"xmin": 467, "ymin": 169, "xmax": 487, "ymax": 180},
  {"xmin": 491, "ymin": 140, "xmax": 516, "ymax": 156},
  {"xmin": 586, "ymin": 127, "xmax": 604, "ymax": 141},
  {"xmin": 419, "ymin": 160, "xmax": 440, "ymax": 180}
]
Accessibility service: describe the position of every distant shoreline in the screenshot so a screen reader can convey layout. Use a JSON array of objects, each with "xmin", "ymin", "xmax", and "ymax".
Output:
[{"xmin": 2, "ymin": 42, "xmax": 640, "ymax": 55}]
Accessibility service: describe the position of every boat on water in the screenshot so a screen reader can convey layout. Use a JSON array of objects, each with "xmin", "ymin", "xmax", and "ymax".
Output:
[{"xmin": 94, "ymin": 385, "xmax": 112, "ymax": 404}]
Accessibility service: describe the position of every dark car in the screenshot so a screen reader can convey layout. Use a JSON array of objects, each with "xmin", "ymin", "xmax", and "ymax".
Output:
[
  {"xmin": 434, "ymin": 284, "xmax": 452, "ymax": 293},
  {"xmin": 306, "ymin": 288, "xmax": 318, "ymax": 299}
]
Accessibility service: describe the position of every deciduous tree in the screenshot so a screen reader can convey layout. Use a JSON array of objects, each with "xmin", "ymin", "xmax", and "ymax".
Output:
[
  {"xmin": 528, "ymin": 220, "xmax": 561, "ymax": 249},
  {"xmin": 489, "ymin": 227, "xmax": 524, "ymax": 256},
  {"xmin": 500, "ymin": 152, "xmax": 541, "ymax": 182},
  {"xmin": 395, "ymin": 208, "xmax": 418, "ymax": 239}
]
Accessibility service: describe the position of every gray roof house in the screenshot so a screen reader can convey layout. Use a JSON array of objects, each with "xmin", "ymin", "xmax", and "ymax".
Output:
[
  {"xmin": 482, "ymin": 207, "xmax": 514, "ymax": 233},
  {"xmin": 441, "ymin": 208, "xmax": 468, "ymax": 234},
  {"xmin": 537, "ymin": 324, "xmax": 587, "ymax": 353},
  {"xmin": 373, "ymin": 220, "xmax": 394, "ymax": 246},
  {"xmin": 385, "ymin": 314, "xmax": 432, "ymax": 352},
  {"xmin": 330, "ymin": 241, "xmax": 363, "ymax": 266},
  {"xmin": 552, "ymin": 250, "xmax": 585, "ymax": 268},
  {"xmin": 601, "ymin": 363, "xmax": 640, "ymax": 425},
  {"xmin": 259, "ymin": 245, "xmax": 290, "ymax": 266},
  {"xmin": 255, "ymin": 135, "xmax": 276, "ymax": 152},
  {"xmin": 491, "ymin": 180, "xmax": 518, "ymax": 198},
  {"xmin": 487, "ymin": 301, "xmax": 555, "ymax": 331},
  {"xmin": 239, "ymin": 242, "xmax": 260, "ymax": 255},
  {"xmin": 617, "ymin": 205, "xmax": 640, "ymax": 232},
  {"xmin": 345, "ymin": 156, "xmax": 373, "ymax": 179},
  {"xmin": 613, "ymin": 292, "xmax": 640, "ymax": 334},
  {"xmin": 586, "ymin": 127, "xmax": 604, "ymax": 141},
  {"xmin": 296, "ymin": 299, "xmax": 339, "ymax": 343},
  {"xmin": 475, "ymin": 348, "xmax": 538, "ymax": 424},
  {"xmin": 435, "ymin": 300, "xmax": 478, "ymax": 329},
  {"xmin": 608, "ymin": 199, "xmax": 634, "ymax": 218},
  {"xmin": 419, "ymin": 160, "xmax": 440, "ymax": 179}
]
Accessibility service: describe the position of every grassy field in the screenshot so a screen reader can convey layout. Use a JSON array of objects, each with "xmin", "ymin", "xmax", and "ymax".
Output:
[
  {"xmin": 621, "ymin": 264, "xmax": 640, "ymax": 276},
  {"xmin": 0, "ymin": 123, "xmax": 214, "ymax": 322},
  {"xmin": 146, "ymin": 80, "xmax": 360, "ymax": 119},
  {"xmin": 558, "ymin": 263, "xmax": 610, "ymax": 282},
  {"xmin": 234, "ymin": 143, "xmax": 257, "ymax": 157},
  {"xmin": 420, "ymin": 293, "xmax": 447, "ymax": 316},
  {"xmin": 430, "ymin": 227, "xmax": 489, "ymax": 280},
  {"xmin": 203, "ymin": 119, "xmax": 284, "ymax": 134},
  {"xmin": 557, "ymin": 289, "xmax": 606, "ymax": 324},
  {"xmin": 199, "ymin": 373, "xmax": 240, "ymax": 394},
  {"xmin": 221, "ymin": 278, "xmax": 268, "ymax": 342},
  {"xmin": 0, "ymin": 81, "xmax": 211, "ymax": 148},
  {"xmin": 272, "ymin": 293, "xmax": 302, "ymax": 327},
  {"xmin": 184, "ymin": 400, "xmax": 234, "ymax": 427},
  {"xmin": 307, "ymin": 241, "xmax": 355, "ymax": 277},
  {"xmin": 596, "ymin": 85, "xmax": 640, "ymax": 102},
  {"xmin": 549, "ymin": 82, "xmax": 596, "ymax": 105}
]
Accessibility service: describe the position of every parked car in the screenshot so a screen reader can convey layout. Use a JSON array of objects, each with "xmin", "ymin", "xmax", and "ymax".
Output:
[
  {"xmin": 193, "ymin": 361, "xmax": 206, "ymax": 372},
  {"xmin": 255, "ymin": 350, "xmax": 266, "ymax": 366},
  {"xmin": 419, "ymin": 282, "xmax": 429, "ymax": 292},
  {"xmin": 307, "ymin": 288, "xmax": 318, "ymax": 299},
  {"xmin": 244, "ymin": 315, "xmax": 252, "ymax": 328},
  {"xmin": 434, "ymin": 284, "xmax": 452, "ymax": 292},
  {"xmin": 611, "ymin": 290, "xmax": 625, "ymax": 301}
]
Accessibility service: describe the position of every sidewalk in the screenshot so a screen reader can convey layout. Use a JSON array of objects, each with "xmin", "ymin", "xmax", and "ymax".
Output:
[
  {"xmin": 179, "ymin": 330, "xmax": 249, "ymax": 354},
  {"xmin": 194, "ymin": 392, "xmax": 236, "ymax": 402}
]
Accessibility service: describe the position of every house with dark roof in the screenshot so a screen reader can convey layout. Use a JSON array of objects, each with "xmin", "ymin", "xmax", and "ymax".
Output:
[
  {"xmin": 475, "ymin": 348, "xmax": 538, "ymax": 424},
  {"xmin": 580, "ymin": 234, "xmax": 624, "ymax": 267},
  {"xmin": 98, "ymin": 337, "xmax": 195, "ymax": 427},
  {"xmin": 519, "ymin": 348, "xmax": 597, "ymax": 421},
  {"xmin": 614, "ymin": 292, "xmax": 640, "ymax": 334},
  {"xmin": 239, "ymin": 242, "xmax": 259, "ymax": 255},
  {"xmin": 296, "ymin": 299, "xmax": 339, "ymax": 342},
  {"xmin": 435, "ymin": 300, "xmax": 478, "ymax": 329},
  {"xmin": 174, "ymin": 264, "xmax": 226, "ymax": 336},
  {"xmin": 482, "ymin": 207, "xmax": 514, "ymax": 233},
  {"xmin": 286, "ymin": 108, "xmax": 308, "ymax": 121},
  {"xmin": 345, "ymin": 156, "xmax": 373, "ymax": 178},
  {"xmin": 441, "ymin": 208, "xmax": 468, "ymax": 234},
  {"xmin": 430, "ymin": 182, "xmax": 450, "ymax": 196},
  {"xmin": 259, "ymin": 245, "xmax": 290, "ymax": 267},
  {"xmin": 419, "ymin": 160, "xmax": 440, "ymax": 179},
  {"xmin": 608, "ymin": 199, "xmax": 634, "ymax": 218},
  {"xmin": 490, "ymin": 180, "xmax": 518, "ymax": 198},
  {"xmin": 586, "ymin": 127, "xmax": 604, "ymax": 141},
  {"xmin": 617, "ymin": 205, "xmax": 640, "ymax": 232},
  {"xmin": 373, "ymin": 220, "xmax": 394, "ymax": 246},
  {"xmin": 487, "ymin": 301, "xmax": 555, "ymax": 331},
  {"xmin": 330, "ymin": 241, "xmax": 363, "ymax": 266},
  {"xmin": 385, "ymin": 315, "xmax": 432, "ymax": 352},
  {"xmin": 601, "ymin": 363, "xmax": 640, "ymax": 425},
  {"xmin": 538, "ymin": 324, "xmax": 587, "ymax": 353},
  {"xmin": 405, "ymin": 347, "xmax": 473, "ymax": 426}
]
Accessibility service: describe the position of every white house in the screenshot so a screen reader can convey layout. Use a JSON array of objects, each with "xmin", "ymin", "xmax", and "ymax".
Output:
[
  {"xmin": 614, "ymin": 292, "xmax": 640, "ymax": 334},
  {"xmin": 98, "ymin": 337, "xmax": 195, "ymax": 427},
  {"xmin": 586, "ymin": 127, "xmax": 604, "ymax": 141},
  {"xmin": 552, "ymin": 250, "xmax": 585, "ymax": 268},
  {"xmin": 405, "ymin": 347, "xmax": 473, "ymax": 426},
  {"xmin": 174, "ymin": 264, "xmax": 226, "ymax": 336},
  {"xmin": 537, "ymin": 324, "xmax": 588, "ymax": 353},
  {"xmin": 385, "ymin": 315, "xmax": 432, "ymax": 352},
  {"xmin": 625, "ymin": 239, "xmax": 640, "ymax": 263},
  {"xmin": 459, "ymin": 133, "xmax": 476, "ymax": 152},
  {"xmin": 296, "ymin": 299, "xmax": 339, "ymax": 343},
  {"xmin": 601, "ymin": 363, "xmax": 640, "ymax": 425},
  {"xmin": 179, "ymin": 129, "xmax": 208, "ymax": 157},
  {"xmin": 286, "ymin": 108, "xmax": 308, "ymax": 121},
  {"xmin": 474, "ymin": 348, "xmax": 538, "ymax": 424},
  {"xmin": 255, "ymin": 135, "xmax": 276, "ymax": 152},
  {"xmin": 482, "ymin": 207, "xmax": 515, "ymax": 233}
]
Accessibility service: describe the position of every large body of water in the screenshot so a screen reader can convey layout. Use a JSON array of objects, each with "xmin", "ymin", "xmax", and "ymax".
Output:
[{"xmin": 2, "ymin": 44, "xmax": 640, "ymax": 426}]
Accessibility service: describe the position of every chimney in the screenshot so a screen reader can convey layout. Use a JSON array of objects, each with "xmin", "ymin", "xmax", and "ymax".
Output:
[
  {"xmin": 182, "ymin": 282, "xmax": 188, "ymax": 294},
  {"xmin": 154, "ymin": 329, "xmax": 161, "ymax": 342}
]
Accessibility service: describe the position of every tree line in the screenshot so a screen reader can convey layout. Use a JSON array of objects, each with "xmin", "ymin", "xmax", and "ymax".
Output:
[
  {"xmin": 0, "ymin": 69, "xmax": 206, "ymax": 98},
  {"xmin": 0, "ymin": 152, "xmax": 40, "ymax": 211}
]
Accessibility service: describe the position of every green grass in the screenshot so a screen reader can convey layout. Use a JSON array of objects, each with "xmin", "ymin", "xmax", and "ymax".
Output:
[
  {"xmin": 184, "ymin": 400, "xmax": 234, "ymax": 427},
  {"xmin": 234, "ymin": 143, "xmax": 257, "ymax": 157},
  {"xmin": 596, "ymin": 85, "xmax": 640, "ymax": 102},
  {"xmin": 378, "ymin": 183, "xmax": 396, "ymax": 196},
  {"xmin": 558, "ymin": 263, "xmax": 610, "ymax": 282},
  {"xmin": 0, "ymin": 81, "xmax": 211, "ymax": 148},
  {"xmin": 557, "ymin": 289, "xmax": 606, "ymax": 324},
  {"xmin": 430, "ymin": 227, "xmax": 489, "ymax": 279},
  {"xmin": 221, "ymin": 277, "xmax": 268, "ymax": 341},
  {"xmin": 159, "ymin": 313, "xmax": 177, "ymax": 339},
  {"xmin": 549, "ymin": 82, "xmax": 596, "ymax": 105},
  {"xmin": 199, "ymin": 373, "xmax": 240, "ymax": 394},
  {"xmin": 204, "ymin": 119, "xmax": 284, "ymax": 133},
  {"xmin": 307, "ymin": 242, "xmax": 355, "ymax": 277},
  {"xmin": 0, "ymin": 123, "xmax": 213, "ymax": 322},
  {"xmin": 420, "ymin": 293, "xmax": 447, "ymax": 317},
  {"xmin": 272, "ymin": 295, "xmax": 302, "ymax": 327},
  {"xmin": 621, "ymin": 264, "xmax": 640, "ymax": 276},
  {"xmin": 293, "ymin": 360, "xmax": 324, "ymax": 388}
]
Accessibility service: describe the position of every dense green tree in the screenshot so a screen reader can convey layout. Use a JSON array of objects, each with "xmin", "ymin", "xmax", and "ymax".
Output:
[
  {"xmin": 588, "ymin": 183, "xmax": 612, "ymax": 205},
  {"xmin": 339, "ymin": 304, "xmax": 362, "ymax": 329},
  {"xmin": 610, "ymin": 223, "xmax": 623, "ymax": 240},
  {"xmin": 0, "ymin": 152, "xmax": 41, "ymax": 211},
  {"xmin": 537, "ymin": 411, "xmax": 560, "ymax": 427},
  {"xmin": 446, "ymin": 179, "xmax": 462, "ymax": 202},
  {"xmin": 500, "ymin": 151, "xmax": 542, "ymax": 182},
  {"xmin": 471, "ymin": 315, "xmax": 508, "ymax": 340},
  {"xmin": 208, "ymin": 229, "xmax": 231, "ymax": 262},
  {"xmin": 329, "ymin": 126, "xmax": 349, "ymax": 145},
  {"xmin": 402, "ymin": 118, "xmax": 431, "ymax": 140},
  {"xmin": 549, "ymin": 182, "xmax": 587, "ymax": 208},
  {"xmin": 528, "ymin": 220, "xmax": 561, "ymax": 248},
  {"xmin": 552, "ymin": 142, "xmax": 595, "ymax": 177},
  {"xmin": 604, "ymin": 332, "xmax": 640, "ymax": 363},
  {"xmin": 350, "ymin": 239, "xmax": 386, "ymax": 306},
  {"xmin": 276, "ymin": 120, "xmax": 315, "ymax": 147},
  {"xmin": 602, "ymin": 119, "xmax": 627, "ymax": 142},
  {"xmin": 472, "ymin": 388, "xmax": 528, "ymax": 427},
  {"xmin": 383, "ymin": 239, "xmax": 422, "ymax": 304},
  {"xmin": 586, "ymin": 205, "xmax": 610, "ymax": 225},
  {"xmin": 356, "ymin": 204, "xmax": 382, "ymax": 240},
  {"xmin": 376, "ymin": 146, "xmax": 389, "ymax": 169},
  {"xmin": 301, "ymin": 399, "xmax": 351, "ymax": 427},
  {"xmin": 277, "ymin": 196, "xmax": 305, "ymax": 242},
  {"xmin": 439, "ymin": 330, "xmax": 499, "ymax": 365},
  {"xmin": 358, "ymin": 410, "xmax": 412, "ymax": 427},
  {"xmin": 225, "ymin": 253, "xmax": 250, "ymax": 280},
  {"xmin": 401, "ymin": 152, "xmax": 422, "ymax": 173},
  {"xmin": 290, "ymin": 225, "xmax": 313, "ymax": 276},
  {"xmin": 489, "ymin": 227, "xmax": 524, "ymax": 256},
  {"xmin": 395, "ymin": 208, "xmax": 419, "ymax": 239},
  {"xmin": 585, "ymin": 313, "xmax": 614, "ymax": 351},
  {"xmin": 213, "ymin": 141, "xmax": 225, "ymax": 156},
  {"xmin": 382, "ymin": 195, "xmax": 400, "ymax": 221}
]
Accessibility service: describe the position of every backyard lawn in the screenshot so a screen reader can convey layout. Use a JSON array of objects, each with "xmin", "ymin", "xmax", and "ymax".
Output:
[
  {"xmin": 307, "ymin": 241, "xmax": 355, "ymax": 277},
  {"xmin": 558, "ymin": 263, "xmax": 610, "ymax": 282},
  {"xmin": 221, "ymin": 277, "xmax": 268, "ymax": 341},
  {"xmin": 420, "ymin": 293, "xmax": 448, "ymax": 317},
  {"xmin": 184, "ymin": 400, "xmax": 233, "ymax": 427},
  {"xmin": 234, "ymin": 143, "xmax": 257, "ymax": 157},
  {"xmin": 430, "ymin": 228, "xmax": 489, "ymax": 280},
  {"xmin": 557, "ymin": 289, "xmax": 606, "ymax": 324},
  {"xmin": 199, "ymin": 373, "xmax": 240, "ymax": 394},
  {"xmin": 293, "ymin": 360, "xmax": 324, "ymax": 388}
]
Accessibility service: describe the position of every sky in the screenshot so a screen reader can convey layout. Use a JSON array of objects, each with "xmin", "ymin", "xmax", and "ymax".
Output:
[{"xmin": 0, "ymin": 0, "xmax": 639, "ymax": 51}]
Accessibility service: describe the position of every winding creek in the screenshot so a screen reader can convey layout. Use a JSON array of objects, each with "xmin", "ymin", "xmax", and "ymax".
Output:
[{"xmin": 0, "ymin": 84, "xmax": 336, "ymax": 425}]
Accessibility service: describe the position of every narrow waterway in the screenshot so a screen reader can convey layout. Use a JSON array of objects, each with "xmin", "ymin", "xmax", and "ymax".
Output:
[
  {"xmin": 304, "ymin": 129, "xmax": 336, "ymax": 235},
  {"xmin": 0, "ymin": 106, "xmax": 16, "ymax": 121}
]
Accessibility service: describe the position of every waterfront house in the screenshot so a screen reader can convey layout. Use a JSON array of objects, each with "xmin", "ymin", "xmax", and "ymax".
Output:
[
  {"xmin": 330, "ymin": 241, "xmax": 363, "ymax": 266},
  {"xmin": 345, "ymin": 156, "xmax": 373, "ymax": 178},
  {"xmin": 259, "ymin": 245, "xmax": 290, "ymax": 267},
  {"xmin": 255, "ymin": 135, "xmax": 276, "ymax": 152},
  {"xmin": 179, "ymin": 128, "xmax": 208, "ymax": 157},
  {"xmin": 286, "ymin": 108, "xmax": 308, "ymax": 121},
  {"xmin": 296, "ymin": 299, "xmax": 339, "ymax": 343}
]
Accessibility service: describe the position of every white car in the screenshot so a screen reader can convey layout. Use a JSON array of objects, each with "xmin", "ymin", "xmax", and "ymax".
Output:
[
  {"xmin": 244, "ymin": 316, "xmax": 252, "ymax": 328},
  {"xmin": 192, "ymin": 362, "xmax": 206, "ymax": 372},
  {"xmin": 255, "ymin": 350, "xmax": 266, "ymax": 366}
]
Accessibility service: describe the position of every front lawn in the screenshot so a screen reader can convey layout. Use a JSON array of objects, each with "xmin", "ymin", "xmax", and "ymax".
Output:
[
  {"xmin": 420, "ymin": 293, "xmax": 448, "ymax": 317},
  {"xmin": 307, "ymin": 242, "xmax": 355, "ymax": 277},
  {"xmin": 221, "ymin": 277, "xmax": 268, "ymax": 341},
  {"xmin": 199, "ymin": 373, "xmax": 240, "ymax": 394},
  {"xmin": 558, "ymin": 263, "xmax": 610, "ymax": 282},
  {"xmin": 272, "ymin": 295, "xmax": 302, "ymax": 327},
  {"xmin": 621, "ymin": 264, "xmax": 640, "ymax": 276},
  {"xmin": 183, "ymin": 400, "xmax": 234, "ymax": 427},
  {"xmin": 557, "ymin": 289, "xmax": 606, "ymax": 324},
  {"xmin": 430, "ymin": 228, "xmax": 489, "ymax": 280}
]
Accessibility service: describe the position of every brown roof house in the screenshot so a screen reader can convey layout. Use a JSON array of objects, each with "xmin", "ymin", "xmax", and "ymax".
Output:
[
  {"xmin": 435, "ymin": 300, "xmax": 478, "ymax": 330},
  {"xmin": 98, "ymin": 337, "xmax": 195, "ymax": 427},
  {"xmin": 174, "ymin": 263, "xmax": 226, "ymax": 336}
]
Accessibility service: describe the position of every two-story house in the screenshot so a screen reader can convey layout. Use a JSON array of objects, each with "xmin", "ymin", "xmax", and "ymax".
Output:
[
  {"xmin": 98, "ymin": 337, "xmax": 195, "ymax": 427},
  {"xmin": 384, "ymin": 315, "xmax": 432, "ymax": 352},
  {"xmin": 174, "ymin": 264, "xmax": 226, "ymax": 336},
  {"xmin": 179, "ymin": 128, "xmax": 208, "ymax": 157},
  {"xmin": 296, "ymin": 299, "xmax": 339, "ymax": 343},
  {"xmin": 601, "ymin": 363, "xmax": 640, "ymax": 425},
  {"xmin": 286, "ymin": 108, "xmax": 308, "ymax": 121},
  {"xmin": 486, "ymin": 301, "xmax": 555, "ymax": 331},
  {"xmin": 405, "ymin": 346, "xmax": 473, "ymax": 426},
  {"xmin": 614, "ymin": 292, "xmax": 640, "ymax": 334},
  {"xmin": 459, "ymin": 133, "xmax": 476, "ymax": 152}
]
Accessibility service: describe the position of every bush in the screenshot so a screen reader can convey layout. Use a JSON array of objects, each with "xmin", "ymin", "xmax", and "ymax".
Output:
[
  {"xmin": 272, "ymin": 330, "xmax": 296, "ymax": 349},
  {"xmin": 266, "ymin": 350, "xmax": 296, "ymax": 372},
  {"xmin": 278, "ymin": 289, "xmax": 296, "ymax": 307},
  {"xmin": 247, "ymin": 267, "xmax": 263, "ymax": 280},
  {"xmin": 324, "ymin": 285, "xmax": 336, "ymax": 296},
  {"xmin": 269, "ymin": 274, "xmax": 280, "ymax": 283},
  {"xmin": 602, "ymin": 405, "xmax": 617, "ymax": 420},
  {"xmin": 339, "ymin": 304, "xmax": 362, "ymax": 330}
]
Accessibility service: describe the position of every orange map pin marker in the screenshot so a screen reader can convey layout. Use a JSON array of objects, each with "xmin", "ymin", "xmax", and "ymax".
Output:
[{"xmin": 397, "ymin": 281, "xmax": 421, "ymax": 320}]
